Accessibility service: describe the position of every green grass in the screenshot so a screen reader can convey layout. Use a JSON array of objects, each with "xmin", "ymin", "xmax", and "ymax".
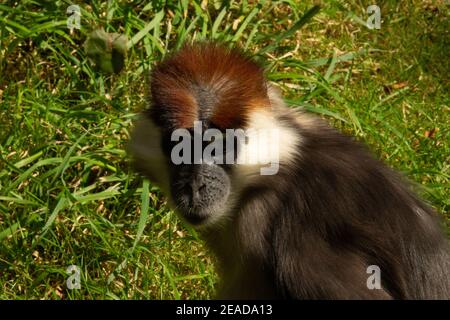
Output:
[{"xmin": 0, "ymin": 0, "xmax": 448, "ymax": 299}]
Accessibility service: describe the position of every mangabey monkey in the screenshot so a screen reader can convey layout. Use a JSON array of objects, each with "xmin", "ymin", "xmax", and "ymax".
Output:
[{"xmin": 129, "ymin": 42, "xmax": 450, "ymax": 299}]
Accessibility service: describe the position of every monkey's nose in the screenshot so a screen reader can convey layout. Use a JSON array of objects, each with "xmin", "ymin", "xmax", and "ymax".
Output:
[{"xmin": 189, "ymin": 178, "xmax": 206, "ymax": 204}]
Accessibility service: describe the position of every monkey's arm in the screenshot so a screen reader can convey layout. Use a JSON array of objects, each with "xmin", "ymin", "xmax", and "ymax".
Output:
[{"xmin": 273, "ymin": 229, "xmax": 392, "ymax": 299}]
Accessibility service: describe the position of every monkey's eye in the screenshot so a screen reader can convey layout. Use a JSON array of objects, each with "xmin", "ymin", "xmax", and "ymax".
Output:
[
  {"xmin": 161, "ymin": 128, "xmax": 239, "ymax": 166},
  {"xmin": 161, "ymin": 134, "xmax": 179, "ymax": 156}
]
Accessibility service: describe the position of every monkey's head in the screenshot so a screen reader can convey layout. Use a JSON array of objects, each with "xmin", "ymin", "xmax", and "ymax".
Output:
[{"xmin": 129, "ymin": 43, "xmax": 299, "ymax": 226}]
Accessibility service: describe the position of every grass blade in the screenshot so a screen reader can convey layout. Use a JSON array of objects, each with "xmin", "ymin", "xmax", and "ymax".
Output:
[
  {"xmin": 258, "ymin": 5, "xmax": 320, "ymax": 56},
  {"xmin": 133, "ymin": 179, "xmax": 150, "ymax": 251},
  {"xmin": 128, "ymin": 10, "xmax": 165, "ymax": 49},
  {"xmin": 41, "ymin": 196, "xmax": 67, "ymax": 234}
]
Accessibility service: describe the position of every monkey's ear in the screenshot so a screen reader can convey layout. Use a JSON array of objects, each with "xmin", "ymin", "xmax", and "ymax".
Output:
[
  {"xmin": 267, "ymin": 83, "xmax": 285, "ymax": 109},
  {"xmin": 128, "ymin": 115, "xmax": 170, "ymax": 194}
]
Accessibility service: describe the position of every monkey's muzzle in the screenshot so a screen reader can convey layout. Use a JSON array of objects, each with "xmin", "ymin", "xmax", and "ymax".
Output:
[{"xmin": 169, "ymin": 163, "xmax": 230, "ymax": 225}]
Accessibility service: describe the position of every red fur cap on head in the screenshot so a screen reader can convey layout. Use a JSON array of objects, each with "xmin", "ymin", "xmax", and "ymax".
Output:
[{"xmin": 150, "ymin": 42, "xmax": 269, "ymax": 129}]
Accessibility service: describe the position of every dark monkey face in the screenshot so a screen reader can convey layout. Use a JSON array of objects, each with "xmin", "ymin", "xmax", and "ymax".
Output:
[
  {"xmin": 161, "ymin": 126, "xmax": 234, "ymax": 225},
  {"xmin": 129, "ymin": 115, "xmax": 235, "ymax": 226}
]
